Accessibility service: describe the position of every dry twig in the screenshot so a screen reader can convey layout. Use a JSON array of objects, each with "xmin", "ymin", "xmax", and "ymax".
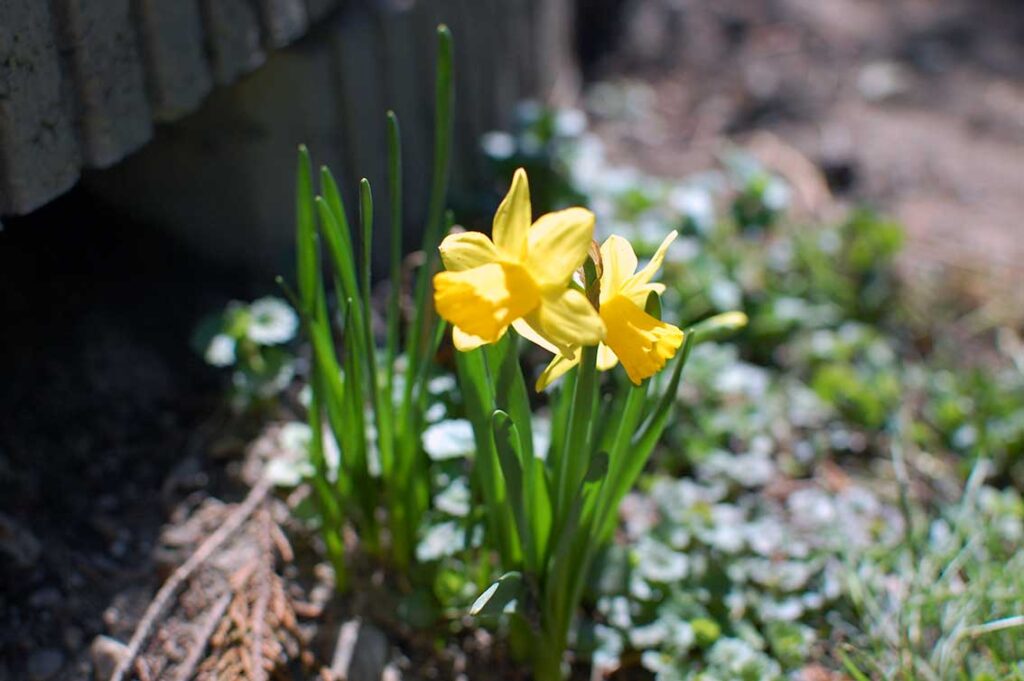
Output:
[{"xmin": 110, "ymin": 478, "xmax": 273, "ymax": 681}]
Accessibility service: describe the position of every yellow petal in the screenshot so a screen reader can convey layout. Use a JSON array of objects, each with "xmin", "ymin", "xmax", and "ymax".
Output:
[
  {"xmin": 452, "ymin": 326, "xmax": 499, "ymax": 351},
  {"xmin": 525, "ymin": 288, "xmax": 605, "ymax": 355},
  {"xmin": 439, "ymin": 231, "xmax": 500, "ymax": 272},
  {"xmin": 525, "ymin": 207, "xmax": 596, "ymax": 287},
  {"xmin": 599, "ymin": 235, "xmax": 638, "ymax": 301},
  {"xmin": 623, "ymin": 282, "xmax": 667, "ymax": 309},
  {"xmin": 601, "ymin": 294, "xmax": 684, "ymax": 385},
  {"xmin": 621, "ymin": 230, "xmax": 678, "ymax": 299},
  {"xmin": 597, "ymin": 343, "xmax": 619, "ymax": 371},
  {"xmin": 434, "ymin": 262, "xmax": 540, "ymax": 345},
  {"xmin": 536, "ymin": 348, "xmax": 581, "ymax": 391},
  {"xmin": 512, "ymin": 318, "xmax": 559, "ymax": 354},
  {"xmin": 492, "ymin": 168, "xmax": 531, "ymax": 261}
]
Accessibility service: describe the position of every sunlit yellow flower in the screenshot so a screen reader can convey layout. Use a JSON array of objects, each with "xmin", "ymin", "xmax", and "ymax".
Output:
[
  {"xmin": 433, "ymin": 168, "xmax": 605, "ymax": 353},
  {"xmin": 532, "ymin": 231, "xmax": 684, "ymax": 390}
]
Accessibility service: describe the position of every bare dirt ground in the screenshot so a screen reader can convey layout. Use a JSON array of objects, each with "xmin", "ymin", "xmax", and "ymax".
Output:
[{"xmin": 585, "ymin": 0, "xmax": 1024, "ymax": 311}]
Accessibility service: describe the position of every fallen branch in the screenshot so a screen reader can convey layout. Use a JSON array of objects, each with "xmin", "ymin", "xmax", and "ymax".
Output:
[
  {"xmin": 172, "ymin": 593, "xmax": 232, "ymax": 681},
  {"xmin": 111, "ymin": 477, "xmax": 273, "ymax": 681}
]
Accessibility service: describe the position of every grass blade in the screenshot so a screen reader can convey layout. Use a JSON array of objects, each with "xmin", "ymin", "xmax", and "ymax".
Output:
[{"xmin": 386, "ymin": 111, "xmax": 403, "ymax": 401}]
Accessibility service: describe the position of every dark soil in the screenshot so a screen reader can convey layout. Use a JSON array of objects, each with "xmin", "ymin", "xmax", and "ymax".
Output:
[{"xmin": 0, "ymin": 189, "xmax": 248, "ymax": 680}]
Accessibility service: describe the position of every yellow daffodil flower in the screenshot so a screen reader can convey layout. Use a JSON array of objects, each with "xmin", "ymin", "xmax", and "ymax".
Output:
[
  {"xmin": 433, "ymin": 168, "xmax": 605, "ymax": 353},
  {"xmin": 532, "ymin": 231, "xmax": 684, "ymax": 390}
]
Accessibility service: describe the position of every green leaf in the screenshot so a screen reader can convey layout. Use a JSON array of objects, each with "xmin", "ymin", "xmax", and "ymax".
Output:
[
  {"xmin": 470, "ymin": 572, "xmax": 523, "ymax": 618},
  {"xmin": 295, "ymin": 146, "xmax": 317, "ymax": 315},
  {"xmin": 404, "ymin": 24, "xmax": 455, "ymax": 403},
  {"xmin": 492, "ymin": 410, "xmax": 537, "ymax": 572},
  {"xmin": 689, "ymin": 311, "xmax": 749, "ymax": 344},
  {"xmin": 584, "ymin": 451, "xmax": 609, "ymax": 483},
  {"xmin": 455, "ymin": 348, "xmax": 519, "ymax": 565},
  {"xmin": 385, "ymin": 111, "xmax": 403, "ymax": 401}
]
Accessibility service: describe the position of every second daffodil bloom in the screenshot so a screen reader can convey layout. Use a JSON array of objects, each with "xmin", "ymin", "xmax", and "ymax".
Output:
[
  {"xmin": 433, "ymin": 168, "xmax": 605, "ymax": 353},
  {"xmin": 534, "ymin": 231, "xmax": 685, "ymax": 390}
]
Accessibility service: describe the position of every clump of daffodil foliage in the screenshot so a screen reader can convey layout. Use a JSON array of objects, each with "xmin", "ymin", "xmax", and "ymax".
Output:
[{"xmin": 472, "ymin": 98, "xmax": 1024, "ymax": 678}]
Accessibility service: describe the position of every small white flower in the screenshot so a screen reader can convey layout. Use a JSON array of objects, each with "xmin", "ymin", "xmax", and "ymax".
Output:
[
  {"xmin": 760, "ymin": 597, "xmax": 804, "ymax": 622},
  {"xmin": 265, "ymin": 421, "xmax": 314, "ymax": 487},
  {"xmin": 425, "ymin": 402, "xmax": 446, "ymax": 423},
  {"xmin": 668, "ymin": 236, "xmax": 700, "ymax": 263},
  {"xmin": 713, "ymin": 362, "xmax": 769, "ymax": 399},
  {"xmin": 773, "ymin": 296, "xmax": 808, "ymax": 323},
  {"xmin": 422, "ymin": 419, "xmax": 476, "ymax": 460},
  {"xmin": 434, "ymin": 478, "xmax": 471, "ymax": 517},
  {"xmin": 763, "ymin": 178, "xmax": 791, "ymax": 211},
  {"xmin": 554, "ymin": 108, "xmax": 587, "ymax": 137},
  {"xmin": 629, "ymin": 619, "xmax": 670, "ymax": 649},
  {"xmin": 592, "ymin": 625, "xmax": 624, "ymax": 673},
  {"xmin": 264, "ymin": 457, "xmax": 313, "ymax": 487},
  {"xmin": 279, "ymin": 421, "xmax": 312, "ymax": 453},
  {"xmin": 247, "ymin": 297, "xmax": 298, "ymax": 345},
  {"xmin": 600, "ymin": 596, "xmax": 633, "ymax": 629},
  {"xmin": 640, "ymin": 650, "xmax": 670, "ymax": 674},
  {"xmin": 669, "ymin": 185, "xmax": 715, "ymax": 233},
  {"xmin": 531, "ymin": 415, "xmax": 552, "ymax": 459},
  {"xmin": 788, "ymin": 488, "xmax": 836, "ymax": 527},
  {"xmin": 515, "ymin": 99, "xmax": 542, "ymax": 124},
  {"xmin": 635, "ymin": 538, "xmax": 689, "ymax": 583},
  {"xmin": 480, "ymin": 131, "xmax": 516, "ymax": 160},
  {"xmin": 428, "ymin": 374, "xmax": 457, "ymax": 394},
  {"xmin": 205, "ymin": 334, "xmax": 236, "ymax": 367},
  {"xmin": 416, "ymin": 521, "xmax": 463, "ymax": 562}
]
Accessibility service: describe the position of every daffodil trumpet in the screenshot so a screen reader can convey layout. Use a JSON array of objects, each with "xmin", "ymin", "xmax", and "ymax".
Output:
[{"xmin": 532, "ymin": 231, "xmax": 685, "ymax": 391}]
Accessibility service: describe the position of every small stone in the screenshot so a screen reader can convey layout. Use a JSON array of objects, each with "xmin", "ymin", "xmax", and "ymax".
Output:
[
  {"xmin": 857, "ymin": 61, "xmax": 911, "ymax": 102},
  {"xmin": 28, "ymin": 648, "xmax": 64, "ymax": 680},
  {"xmin": 331, "ymin": 620, "xmax": 390, "ymax": 681},
  {"xmin": 90, "ymin": 636, "xmax": 129, "ymax": 681}
]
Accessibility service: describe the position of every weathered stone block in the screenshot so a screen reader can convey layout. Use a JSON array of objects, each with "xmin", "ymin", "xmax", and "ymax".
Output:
[
  {"xmin": 201, "ymin": 0, "xmax": 267, "ymax": 85},
  {"xmin": 0, "ymin": 0, "xmax": 81, "ymax": 214},
  {"xmin": 54, "ymin": 0, "xmax": 153, "ymax": 167},
  {"xmin": 135, "ymin": 0, "xmax": 214, "ymax": 121}
]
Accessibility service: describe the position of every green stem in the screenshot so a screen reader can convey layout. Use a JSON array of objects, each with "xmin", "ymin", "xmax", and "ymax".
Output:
[
  {"xmin": 554, "ymin": 260, "xmax": 600, "ymax": 533},
  {"xmin": 531, "ymin": 632, "xmax": 566, "ymax": 681}
]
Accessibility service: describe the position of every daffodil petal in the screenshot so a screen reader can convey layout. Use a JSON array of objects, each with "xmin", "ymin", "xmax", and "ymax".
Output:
[
  {"xmin": 622, "ymin": 230, "xmax": 678, "ymax": 297},
  {"xmin": 624, "ymin": 282, "xmax": 667, "ymax": 309},
  {"xmin": 599, "ymin": 235, "xmax": 638, "ymax": 302},
  {"xmin": 439, "ymin": 231, "xmax": 500, "ymax": 272},
  {"xmin": 452, "ymin": 326, "xmax": 501, "ymax": 351},
  {"xmin": 597, "ymin": 343, "xmax": 619, "ymax": 371},
  {"xmin": 492, "ymin": 168, "xmax": 531, "ymax": 261},
  {"xmin": 525, "ymin": 207, "xmax": 596, "ymax": 287},
  {"xmin": 512, "ymin": 318, "xmax": 559, "ymax": 354},
  {"xmin": 527, "ymin": 288, "xmax": 604, "ymax": 355},
  {"xmin": 601, "ymin": 294, "xmax": 684, "ymax": 385},
  {"xmin": 536, "ymin": 349, "xmax": 581, "ymax": 391},
  {"xmin": 434, "ymin": 262, "xmax": 540, "ymax": 344}
]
